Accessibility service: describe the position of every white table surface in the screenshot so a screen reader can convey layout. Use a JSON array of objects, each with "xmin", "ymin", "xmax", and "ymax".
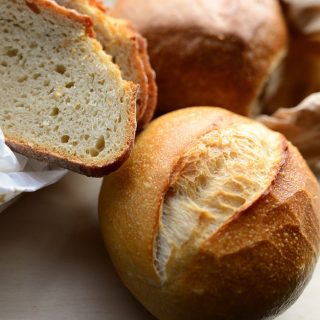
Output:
[{"xmin": 0, "ymin": 172, "xmax": 319, "ymax": 320}]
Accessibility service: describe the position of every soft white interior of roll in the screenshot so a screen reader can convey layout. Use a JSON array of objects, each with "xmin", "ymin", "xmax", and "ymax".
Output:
[
  {"xmin": 0, "ymin": 0, "xmax": 132, "ymax": 164},
  {"xmin": 154, "ymin": 122, "xmax": 283, "ymax": 282}
]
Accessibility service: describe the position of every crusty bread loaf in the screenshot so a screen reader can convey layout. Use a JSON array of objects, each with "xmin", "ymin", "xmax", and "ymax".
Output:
[
  {"xmin": 57, "ymin": 0, "xmax": 157, "ymax": 129},
  {"xmin": 112, "ymin": 0, "xmax": 288, "ymax": 116},
  {"xmin": 99, "ymin": 107, "xmax": 320, "ymax": 320},
  {"xmin": 0, "ymin": 0, "xmax": 137, "ymax": 177}
]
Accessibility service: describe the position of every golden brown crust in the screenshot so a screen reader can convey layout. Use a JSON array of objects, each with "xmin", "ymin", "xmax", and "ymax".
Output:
[
  {"xmin": 160, "ymin": 143, "xmax": 320, "ymax": 320},
  {"xmin": 99, "ymin": 107, "xmax": 320, "ymax": 319},
  {"xmin": 112, "ymin": 0, "xmax": 288, "ymax": 116},
  {"xmin": 6, "ymin": 83, "xmax": 137, "ymax": 177},
  {"xmin": 100, "ymin": 108, "xmax": 235, "ymax": 280}
]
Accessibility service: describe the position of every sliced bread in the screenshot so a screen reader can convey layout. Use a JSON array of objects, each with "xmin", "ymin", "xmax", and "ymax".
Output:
[
  {"xmin": 136, "ymin": 33, "xmax": 158, "ymax": 129},
  {"xmin": 57, "ymin": 0, "xmax": 157, "ymax": 129},
  {"xmin": 88, "ymin": 0, "xmax": 157, "ymax": 129},
  {"xmin": 0, "ymin": 0, "xmax": 137, "ymax": 177}
]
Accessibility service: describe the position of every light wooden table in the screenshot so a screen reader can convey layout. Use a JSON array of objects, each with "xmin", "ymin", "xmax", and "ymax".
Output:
[{"xmin": 0, "ymin": 172, "xmax": 319, "ymax": 320}]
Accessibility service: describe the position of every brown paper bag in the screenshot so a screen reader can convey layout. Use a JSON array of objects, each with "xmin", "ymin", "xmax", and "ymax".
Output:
[{"xmin": 258, "ymin": 93, "xmax": 320, "ymax": 177}]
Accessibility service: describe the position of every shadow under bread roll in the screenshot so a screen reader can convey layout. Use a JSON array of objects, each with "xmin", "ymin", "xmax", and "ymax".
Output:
[{"xmin": 99, "ymin": 107, "xmax": 320, "ymax": 320}]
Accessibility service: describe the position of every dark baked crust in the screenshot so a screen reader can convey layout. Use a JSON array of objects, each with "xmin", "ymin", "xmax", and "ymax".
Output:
[{"xmin": 112, "ymin": 0, "xmax": 288, "ymax": 116}]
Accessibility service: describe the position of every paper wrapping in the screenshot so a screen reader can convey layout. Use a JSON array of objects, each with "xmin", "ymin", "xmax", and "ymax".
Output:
[
  {"xmin": 0, "ymin": 129, "xmax": 67, "ymax": 213},
  {"xmin": 261, "ymin": 0, "xmax": 320, "ymax": 114},
  {"xmin": 258, "ymin": 93, "xmax": 320, "ymax": 178}
]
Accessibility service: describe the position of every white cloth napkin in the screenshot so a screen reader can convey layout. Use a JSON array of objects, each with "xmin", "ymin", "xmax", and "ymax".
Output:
[{"xmin": 0, "ymin": 129, "xmax": 67, "ymax": 213}]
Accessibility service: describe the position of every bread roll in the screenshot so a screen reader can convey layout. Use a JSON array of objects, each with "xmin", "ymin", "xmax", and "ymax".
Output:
[
  {"xmin": 112, "ymin": 0, "xmax": 288, "ymax": 116},
  {"xmin": 99, "ymin": 107, "xmax": 320, "ymax": 320}
]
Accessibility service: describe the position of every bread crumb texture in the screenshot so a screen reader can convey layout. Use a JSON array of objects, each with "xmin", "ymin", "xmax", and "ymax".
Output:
[
  {"xmin": 56, "ymin": 0, "xmax": 149, "ymax": 121},
  {"xmin": 155, "ymin": 122, "xmax": 284, "ymax": 282},
  {"xmin": 0, "ymin": 0, "xmax": 133, "ymax": 166}
]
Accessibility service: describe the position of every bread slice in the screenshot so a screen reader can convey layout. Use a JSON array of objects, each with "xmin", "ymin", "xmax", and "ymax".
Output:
[
  {"xmin": 88, "ymin": 0, "xmax": 158, "ymax": 129},
  {"xmin": 56, "ymin": 0, "xmax": 156, "ymax": 129},
  {"xmin": 0, "ymin": 0, "xmax": 137, "ymax": 177}
]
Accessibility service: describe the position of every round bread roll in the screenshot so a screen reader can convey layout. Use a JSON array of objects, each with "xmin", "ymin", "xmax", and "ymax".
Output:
[
  {"xmin": 99, "ymin": 107, "xmax": 320, "ymax": 320},
  {"xmin": 112, "ymin": 0, "xmax": 288, "ymax": 116}
]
